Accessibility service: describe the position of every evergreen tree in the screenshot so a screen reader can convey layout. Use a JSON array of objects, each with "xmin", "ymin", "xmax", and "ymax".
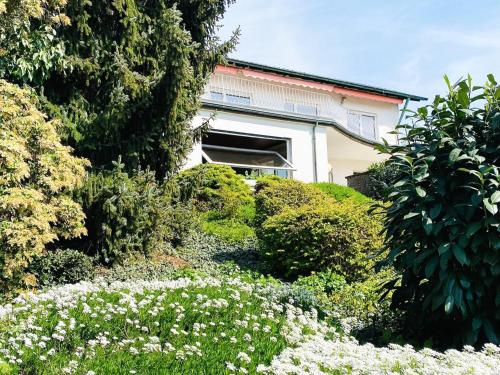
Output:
[{"xmin": 1, "ymin": 0, "xmax": 237, "ymax": 178}]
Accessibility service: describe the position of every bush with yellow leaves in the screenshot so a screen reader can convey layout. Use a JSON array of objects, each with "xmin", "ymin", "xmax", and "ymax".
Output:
[{"xmin": 0, "ymin": 80, "xmax": 88, "ymax": 292}]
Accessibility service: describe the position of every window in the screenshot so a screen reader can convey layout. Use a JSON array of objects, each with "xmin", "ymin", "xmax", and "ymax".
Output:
[
  {"xmin": 284, "ymin": 102, "xmax": 318, "ymax": 116},
  {"xmin": 208, "ymin": 90, "xmax": 251, "ymax": 106},
  {"xmin": 210, "ymin": 91, "xmax": 223, "ymax": 101},
  {"xmin": 347, "ymin": 111, "xmax": 377, "ymax": 140},
  {"xmin": 201, "ymin": 132, "xmax": 294, "ymax": 178},
  {"xmin": 226, "ymin": 93, "xmax": 251, "ymax": 106}
]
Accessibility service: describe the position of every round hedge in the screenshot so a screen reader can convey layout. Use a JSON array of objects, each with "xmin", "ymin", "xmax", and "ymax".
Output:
[
  {"xmin": 259, "ymin": 199, "xmax": 384, "ymax": 281},
  {"xmin": 254, "ymin": 177, "xmax": 329, "ymax": 228},
  {"xmin": 175, "ymin": 164, "xmax": 253, "ymax": 219}
]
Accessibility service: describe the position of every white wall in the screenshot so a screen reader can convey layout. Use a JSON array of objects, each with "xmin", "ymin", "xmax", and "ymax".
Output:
[
  {"xmin": 337, "ymin": 96, "xmax": 400, "ymax": 144},
  {"xmin": 185, "ymin": 109, "xmax": 330, "ymax": 183},
  {"xmin": 329, "ymin": 159, "xmax": 375, "ymax": 185}
]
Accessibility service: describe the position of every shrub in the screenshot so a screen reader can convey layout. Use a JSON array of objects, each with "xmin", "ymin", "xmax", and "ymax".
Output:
[
  {"xmin": 201, "ymin": 219, "xmax": 255, "ymax": 243},
  {"xmin": 70, "ymin": 160, "xmax": 194, "ymax": 265},
  {"xmin": 29, "ymin": 249, "xmax": 95, "ymax": 287},
  {"xmin": 366, "ymin": 162, "xmax": 400, "ymax": 200},
  {"xmin": 0, "ymin": 81, "xmax": 88, "ymax": 292},
  {"xmin": 254, "ymin": 177, "xmax": 328, "ymax": 227},
  {"xmin": 259, "ymin": 199, "xmax": 384, "ymax": 281},
  {"xmin": 294, "ymin": 269, "xmax": 395, "ymax": 337},
  {"xmin": 175, "ymin": 164, "xmax": 253, "ymax": 219},
  {"xmin": 312, "ymin": 182, "xmax": 372, "ymax": 204},
  {"xmin": 376, "ymin": 75, "xmax": 500, "ymax": 347}
]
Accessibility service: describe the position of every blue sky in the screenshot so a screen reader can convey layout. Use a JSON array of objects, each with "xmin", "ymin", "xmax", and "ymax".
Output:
[{"xmin": 218, "ymin": 0, "xmax": 500, "ymax": 108}]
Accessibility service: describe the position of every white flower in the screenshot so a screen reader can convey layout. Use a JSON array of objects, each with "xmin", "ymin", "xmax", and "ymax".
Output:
[
  {"xmin": 226, "ymin": 362, "xmax": 237, "ymax": 371},
  {"xmin": 237, "ymin": 352, "xmax": 251, "ymax": 364}
]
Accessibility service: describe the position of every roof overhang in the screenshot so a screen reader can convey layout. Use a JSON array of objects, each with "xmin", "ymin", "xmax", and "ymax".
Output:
[{"xmin": 223, "ymin": 58, "xmax": 427, "ymax": 102}]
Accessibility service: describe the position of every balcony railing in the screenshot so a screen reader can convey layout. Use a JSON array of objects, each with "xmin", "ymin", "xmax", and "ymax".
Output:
[
  {"xmin": 201, "ymin": 73, "xmax": 381, "ymax": 141},
  {"xmin": 201, "ymin": 73, "xmax": 345, "ymax": 121}
]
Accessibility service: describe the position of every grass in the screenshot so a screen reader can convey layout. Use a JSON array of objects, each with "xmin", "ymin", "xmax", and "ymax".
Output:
[
  {"xmin": 0, "ymin": 278, "xmax": 289, "ymax": 374},
  {"xmin": 311, "ymin": 182, "xmax": 372, "ymax": 204}
]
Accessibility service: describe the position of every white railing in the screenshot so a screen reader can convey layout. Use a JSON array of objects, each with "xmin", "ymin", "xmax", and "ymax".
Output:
[{"xmin": 202, "ymin": 73, "xmax": 344, "ymax": 122}]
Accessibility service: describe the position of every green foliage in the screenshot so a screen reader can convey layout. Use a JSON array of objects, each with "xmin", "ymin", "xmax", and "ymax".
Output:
[
  {"xmin": 376, "ymin": 75, "xmax": 500, "ymax": 347},
  {"xmin": 259, "ymin": 199, "xmax": 384, "ymax": 281},
  {"xmin": 176, "ymin": 164, "xmax": 253, "ymax": 218},
  {"xmin": 0, "ymin": 0, "xmax": 70, "ymax": 84},
  {"xmin": 0, "ymin": 279, "xmax": 288, "ymax": 374},
  {"xmin": 29, "ymin": 249, "xmax": 95, "ymax": 287},
  {"xmin": 1, "ymin": 0, "xmax": 237, "ymax": 178},
  {"xmin": 179, "ymin": 232, "xmax": 268, "ymax": 276},
  {"xmin": 201, "ymin": 219, "xmax": 255, "ymax": 243},
  {"xmin": 366, "ymin": 162, "xmax": 401, "ymax": 200},
  {"xmin": 294, "ymin": 269, "xmax": 396, "ymax": 339},
  {"xmin": 70, "ymin": 161, "xmax": 194, "ymax": 265},
  {"xmin": 0, "ymin": 359, "xmax": 12, "ymax": 375},
  {"xmin": 312, "ymin": 182, "xmax": 372, "ymax": 204},
  {"xmin": 0, "ymin": 80, "xmax": 88, "ymax": 292},
  {"xmin": 254, "ymin": 177, "xmax": 328, "ymax": 228}
]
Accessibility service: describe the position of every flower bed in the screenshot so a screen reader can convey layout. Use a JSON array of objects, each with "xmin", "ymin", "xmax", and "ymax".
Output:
[
  {"xmin": 0, "ymin": 277, "xmax": 323, "ymax": 374},
  {"xmin": 0, "ymin": 277, "xmax": 498, "ymax": 374},
  {"xmin": 260, "ymin": 334, "xmax": 500, "ymax": 374}
]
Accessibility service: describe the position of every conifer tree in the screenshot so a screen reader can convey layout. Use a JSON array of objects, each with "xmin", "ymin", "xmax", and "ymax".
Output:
[{"xmin": 1, "ymin": 0, "xmax": 237, "ymax": 178}]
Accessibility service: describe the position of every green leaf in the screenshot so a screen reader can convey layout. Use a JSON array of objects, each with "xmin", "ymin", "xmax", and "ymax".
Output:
[
  {"xmin": 438, "ymin": 243, "xmax": 450, "ymax": 255},
  {"xmin": 416, "ymin": 186, "xmax": 426, "ymax": 197},
  {"xmin": 483, "ymin": 319, "xmax": 498, "ymax": 343},
  {"xmin": 403, "ymin": 212, "xmax": 420, "ymax": 220},
  {"xmin": 449, "ymin": 148, "xmax": 462, "ymax": 163},
  {"xmin": 491, "ymin": 191, "xmax": 500, "ymax": 204},
  {"xmin": 452, "ymin": 244, "xmax": 468, "ymax": 265},
  {"xmin": 425, "ymin": 256, "xmax": 439, "ymax": 278},
  {"xmin": 465, "ymin": 222, "xmax": 482, "ymax": 237},
  {"xmin": 429, "ymin": 204, "xmax": 442, "ymax": 219},
  {"xmin": 472, "ymin": 317, "xmax": 482, "ymax": 330},
  {"xmin": 444, "ymin": 295, "xmax": 454, "ymax": 313},
  {"xmin": 483, "ymin": 198, "xmax": 498, "ymax": 215}
]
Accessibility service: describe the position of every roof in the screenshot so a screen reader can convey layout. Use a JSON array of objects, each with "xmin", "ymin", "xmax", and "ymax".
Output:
[{"xmin": 226, "ymin": 58, "xmax": 427, "ymax": 102}]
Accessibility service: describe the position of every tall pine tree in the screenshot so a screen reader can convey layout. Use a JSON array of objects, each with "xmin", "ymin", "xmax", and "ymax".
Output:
[{"xmin": 1, "ymin": 0, "xmax": 237, "ymax": 178}]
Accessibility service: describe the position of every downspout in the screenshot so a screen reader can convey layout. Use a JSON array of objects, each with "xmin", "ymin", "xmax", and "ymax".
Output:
[
  {"xmin": 396, "ymin": 98, "xmax": 410, "ymax": 145},
  {"xmin": 312, "ymin": 121, "xmax": 318, "ymax": 182}
]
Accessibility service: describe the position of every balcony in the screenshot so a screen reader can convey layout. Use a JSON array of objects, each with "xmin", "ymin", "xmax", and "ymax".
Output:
[
  {"xmin": 201, "ymin": 73, "xmax": 345, "ymax": 121},
  {"xmin": 201, "ymin": 73, "xmax": 379, "ymax": 141}
]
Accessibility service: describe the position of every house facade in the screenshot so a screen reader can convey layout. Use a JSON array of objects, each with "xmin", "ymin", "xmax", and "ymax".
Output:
[{"xmin": 185, "ymin": 59, "xmax": 426, "ymax": 185}]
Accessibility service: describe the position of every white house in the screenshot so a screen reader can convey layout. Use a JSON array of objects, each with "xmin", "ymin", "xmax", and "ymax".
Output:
[{"xmin": 185, "ymin": 59, "xmax": 426, "ymax": 185}]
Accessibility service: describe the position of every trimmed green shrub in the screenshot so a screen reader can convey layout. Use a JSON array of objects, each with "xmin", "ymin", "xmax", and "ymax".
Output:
[
  {"xmin": 259, "ymin": 199, "xmax": 384, "ymax": 281},
  {"xmin": 254, "ymin": 177, "xmax": 329, "ymax": 227},
  {"xmin": 29, "ymin": 249, "xmax": 95, "ymax": 287},
  {"xmin": 175, "ymin": 164, "xmax": 253, "ymax": 219},
  {"xmin": 312, "ymin": 182, "xmax": 372, "ymax": 204},
  {"xmin": 376, "ymin": 75, "xmax": 500, "ymax": 347}
]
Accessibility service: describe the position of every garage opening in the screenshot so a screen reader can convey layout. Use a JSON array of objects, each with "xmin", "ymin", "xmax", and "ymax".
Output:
[{"xmin": 201, "ymin": 131, "xmax": 294, "ymax": 178}]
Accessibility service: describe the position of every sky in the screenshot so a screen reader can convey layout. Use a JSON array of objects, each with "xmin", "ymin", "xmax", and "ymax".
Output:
[{"xmin": 217, "ymin": 0, "xmax": 500, "ymax": 109}]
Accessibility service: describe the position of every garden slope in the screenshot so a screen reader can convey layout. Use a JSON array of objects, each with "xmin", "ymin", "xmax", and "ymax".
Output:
[{"xmin": 0, "ymin": 277, "xmax": 498, "ymax": 375}]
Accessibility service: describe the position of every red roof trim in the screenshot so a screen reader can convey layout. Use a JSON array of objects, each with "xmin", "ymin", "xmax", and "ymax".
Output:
[{"xmin": 214, "ymin": 65, "xmax": 403, "ymax": 104}]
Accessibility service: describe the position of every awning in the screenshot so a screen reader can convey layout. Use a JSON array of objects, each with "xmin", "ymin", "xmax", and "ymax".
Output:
[{"xmin": 201, "ymin": 145, "xmax": 295, "ymax": 171}]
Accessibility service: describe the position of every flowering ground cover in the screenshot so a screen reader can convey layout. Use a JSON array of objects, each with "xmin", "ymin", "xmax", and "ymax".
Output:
[
  {"xmin": 0, "ymin": 276, "xmax": 498, "ymax": 375},
  {"xmin": 0, "ymin": 277, "xmax": 323, "ymax": 374}
]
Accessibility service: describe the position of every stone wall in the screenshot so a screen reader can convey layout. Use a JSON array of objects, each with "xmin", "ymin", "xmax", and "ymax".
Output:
[{"xmin": 346, "ymin": 171, "xmax": 372, "ymax": 196}]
